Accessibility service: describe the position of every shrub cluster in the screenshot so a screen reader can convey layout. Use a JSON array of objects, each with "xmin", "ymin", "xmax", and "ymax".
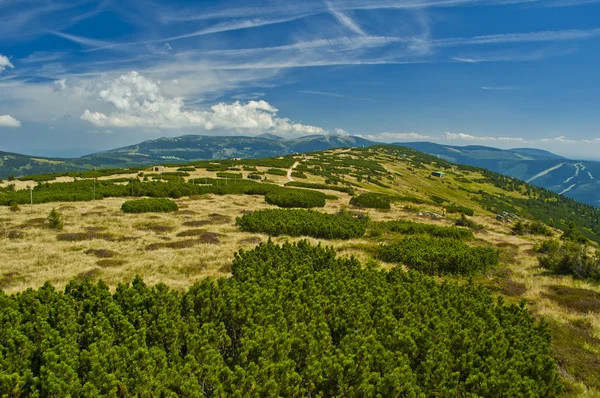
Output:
[
  {"xmin": 264, "ymin": 188, "xmax": 326, "ymax": 208},
  {"xmin": 267, "ymin": 168, "xmax": 288, "ymax": 176},
  {"xmin": 236, "ymin": 209, "xmax": 368, "ymax": 239},
  {"xmin": 285, "ymin": 181, "xmax": 355, "ymax": 195},
  {"xmin": 446, "ymin": 204, "xmax": 475, "ymax": 216},
  {"xmin": 378, "ymin": 236, "xmax": 499, "ymax": 275},
  {"xmin": 216, "ymin": 172, "xmax": 242, "ymax": 179},
  {"xmin": 375, "ymin": 220, "xmax": 473, "ymax": 239},
  {"xmin": 537, "ymin": 240, "xmax": 600, "ymax": 280},
  {"xmin": 0, "ymin": 241, "xmax": 562, "ymax": 396},
  {"xmin": 121, "ymin": 198, "xmax": 179, "ymax": 213},
  {"xmin": 349, "ymin": 192, "xmax": 391, "ymax": 209},
  {"xmin": 512, "ymin": 220, "xmax": 553, "ymax": 236}
]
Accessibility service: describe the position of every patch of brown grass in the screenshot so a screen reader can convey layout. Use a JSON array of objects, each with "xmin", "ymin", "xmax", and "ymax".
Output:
[
  {"xmin": 57, "ymin": 232, "xmax": 113, "ymax": 242},
  {"xmin": 182, "ymin": 220, "xmax": 212, "ymax": 227},
  {"xmin": 97, "ymin": 259, "xmax": 127, "ymax": 268},
  {"xmin": 85, "ymin": 249, "xmax": 116, "ymax": 258},
  {"xmin": 176, "ymin": 229, "xmax": 207, "ymax": 237},
  {"xmin": 543, "ymin": 285, "xmax": 600, "ymax": 313}
]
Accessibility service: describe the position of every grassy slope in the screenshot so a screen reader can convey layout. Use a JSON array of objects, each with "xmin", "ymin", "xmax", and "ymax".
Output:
[{"xmin": 1, "ymin": 147, "xmax": 599, "ymax": 395}]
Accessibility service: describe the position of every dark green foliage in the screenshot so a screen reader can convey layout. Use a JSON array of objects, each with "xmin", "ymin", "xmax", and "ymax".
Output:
[
  {"xmin": 0, "ymin": 241, "xmax": 562, "ymax": 396},
  {"xmin": 350, "ymin": 193, "xmax": 391, "ymax": 209},
  {"xmin": 47, "ymin": 208, "xmax": 63, "ymax": 230},
  {"xmin": 216, "ymin": 172, "xmax": 242, "ymax": 179},
  {"xmin": 455, "ymin": 214, "xmax": 485, "ymax": 231},
  {"xmin": 266, "ymin": 168, "xmax": 287, "ymax": 176},
  {"xmin": 121, "ymin": 198, "xmax": 179, "ymax": 214},
  {"xmin": 285, "ymin": 181, "xmax": 355, "ymax": 195},
  {"xmin": 236, "ymin": 209, "xmax": 368, "ymax": 239},
  {"xmin": 537, "ymin": 240, "xmax": 600, "ymax": 280},
  {"xmin": 9, "ymin": 202, "xmax": 20, "ymax": 212},
  {"xmin": 512, "ymin": 220, "xmax": 553, "ymax": 236},
  {"xmin": 378, "ymin": 236, "xmax": 499, "ymax": 275},
  {"xmin": 375, "ymin": 220, "xmax": 473, "ymax": 239},
  {"xmin": 430, "ymin": 195, "xmax": 447, "ymax": 204},
  {"xmin": 246, "ymin": 173, "xmax": 262, "ymax": 180},
  {"xmin": 445, "ymin": 204, "xmax": 475, "ymax": 216},
  {"xmin": 290, "ymin": 171, "xmax": 307, "ymax": 179},
  {"xmin": 264, "ymin": 188, "xmax": 326, "ymax": 208},
  {"xmin": 176, "ymin": 167, "xmax": 196, "ymax": 172}
]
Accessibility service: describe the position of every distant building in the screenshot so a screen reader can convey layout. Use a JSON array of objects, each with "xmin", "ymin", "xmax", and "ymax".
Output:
[
  {"xmin": 152, "ymin": 166, "xmax": 165, "ymax": 172},
  {"xmin": 431, "ymin": 171, "xmax": 445, "ymax": 178}
]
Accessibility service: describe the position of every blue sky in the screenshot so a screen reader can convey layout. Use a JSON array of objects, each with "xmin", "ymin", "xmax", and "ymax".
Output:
[{"xmin": 0, "ymin": 0, "xmax": 599, "ymax": 159}]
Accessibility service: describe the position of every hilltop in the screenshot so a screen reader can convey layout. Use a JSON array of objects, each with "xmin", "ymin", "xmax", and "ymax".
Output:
[
  {"xmin": 398, "ymin": 142, "xmax": 600, "ymax": 207},
  {"xmin": 0, "ymin": 134, "xmax": 376, "ymax": 179},
  {"xmin": 1, "ymin": 144, "xmax": 599, "ymax": 394}
]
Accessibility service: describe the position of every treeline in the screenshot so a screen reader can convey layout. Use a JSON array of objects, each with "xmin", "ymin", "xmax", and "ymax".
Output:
[
  {"xmin": 0, "ymin": 241, "xmax": 562, "ymax": 396},
  {"xmin": 236, "ymin": 209, "xmax": 368, "ymax": 239},
  {"xmin": 378, "ymin": 236, "xmax": 499, "ymax": 275}
]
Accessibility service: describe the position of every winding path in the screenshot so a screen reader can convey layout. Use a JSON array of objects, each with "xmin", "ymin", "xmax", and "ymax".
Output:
[{"xmin": 287, "ymin": 161, "xmax": 300, "ymax": 182}]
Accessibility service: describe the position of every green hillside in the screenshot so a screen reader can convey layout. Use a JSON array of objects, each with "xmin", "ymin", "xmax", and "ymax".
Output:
[{"xmin": 1, "ymin": 145, "xmax": 599, "ymax": 395}]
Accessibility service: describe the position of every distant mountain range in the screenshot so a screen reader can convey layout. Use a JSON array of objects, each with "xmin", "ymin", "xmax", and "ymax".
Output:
[
  {"xmin": 0, "ymin": 134, "xmax": 375, "ymax": 178},
  {"xmin": 2, "ymin": 134, "xmax": 600, "ymax": 207},
  {"xmin": 396, "ymin": 142, "xmax": 600, "ymax": 207}
]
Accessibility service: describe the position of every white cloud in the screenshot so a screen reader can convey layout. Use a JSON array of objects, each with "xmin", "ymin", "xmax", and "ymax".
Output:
[
  {"xmin": 0, "ymin": 54, "xmax": 14, "ymax": 73},
  {"xmin": 541, "ymin": 136, "xmax": 577, "ymax": 143},
  {"xmin": 0, "ymin": 114, "xmax": 21, "ymax": 127},
  {"xmin": 442, "ymin": 132, "xmax": 525, "ymax": 141},
  {"xmin": 328, "ymin": 4, "xmax": 367, "ymax": 36},
  {"xmin": 335, "ymin": 128, "xmax": 350, "ymax": 135},
  {"xmin": 77, "ymin": 71, "xmax": 324, "ymax": 136},
  {"xmin": 365, "ymin": 132, "xmax": 433, "ymax": 142}
]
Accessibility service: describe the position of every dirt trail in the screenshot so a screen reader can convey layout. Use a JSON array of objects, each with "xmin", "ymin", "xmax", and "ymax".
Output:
[{"xmin": 287, "ymin": 161, "xmax": 300, "ymax": 182}]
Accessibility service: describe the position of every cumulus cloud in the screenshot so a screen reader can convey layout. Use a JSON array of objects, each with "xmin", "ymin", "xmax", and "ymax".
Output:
[
  {"xmin": 76, "ymin": 71, "xmax": 324, "ymax": 136},
  {"xmin": 0, "ymin": 54, "xmax": 14, "ymax": 73},
  {"xmin": 442, "ymin": 132, "xmax": 525, "ymax": 142},
  {"xmin": 364, "ymin": 132, "xmax": 433, "ymax": 142},
  {"xmin": 335, "ymin": 128, "xmax": 350, "ymax": 135},
  {"xmin": 0, "ymin": 114, "xmax": 21, "ymax": 127}
]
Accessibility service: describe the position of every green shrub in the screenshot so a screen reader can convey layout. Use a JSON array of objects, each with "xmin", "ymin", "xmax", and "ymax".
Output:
[
  {"xmin": 0, "ymin": 241, "xmax": 563, "ymax": 396},
  {"xmin": 446, "ymin": 204, "xmax": 475, "ymax": 216},
  {"xmin": 455, "ymin": 214, "xmax": 485, "ymax": 231},
  {"xmin": 121, "ymin": 198, "xmax": 179, "ymax": 214},
  {"xmin": 285, "ymin": 181, "xmax": 355, "ymax": 195},
  {"xmin": 177, "ymin": 167, "xmax": 196, "ymax": 172},
  {"xmin": 9, "ymin": 202, "xmax": 20, "ymax": 212},
  {"xmin": 376, "ymin": 220, "xmax": 473, "ymax": 239},
  {"xmin": 236, "ymin": 209, "xmax": 368, "ymax": 239},
  {"xmin": 267, "ymin": 168, "xmax": 288, "ymax": 176},
  {"xmin": 537, "ymin": 240, "xmax": 600, "ymax": 280},
  {"xmin": 264, "ymin": 188, "xmax": 326, "ymax": 208},
  {"xmin": 350, "ymin": 193, "xmax": 391, "ymax": 209},
  {"xmin": 48, "ymin": 208, "xmax": 64, "ymax": 230},
  {"xmin": 291, "ymin": 171, "xmax": 307, "ymax": 179},
  {"xmin": 378, "ymin": 236, "xmax": 499, "ymax": 275},
  {"xmin": 247, "ymin": 173, "xmax": 262, "ymax": 180},
  {"xmin": 512, "ymin": 220, "xmax": 552, "ymax": 236},
  {"xmin": 216, "ymin": 172, "xmax": 242, "ymax": 179}
]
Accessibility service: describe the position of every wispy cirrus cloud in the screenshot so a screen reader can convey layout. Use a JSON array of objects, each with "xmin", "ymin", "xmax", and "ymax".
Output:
[{"xmin": 481, "ymin": 86, "xmax": 519, "ymax": 90}]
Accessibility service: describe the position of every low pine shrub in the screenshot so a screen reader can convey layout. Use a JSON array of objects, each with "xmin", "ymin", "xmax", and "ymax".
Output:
[
  {"xmin": 376, "ymin": 220, "xmax": 473, "ymax": 239},
  {"xmin": 121, "ymin": 198, "xmax": 179, "ymax": 214},
  {"xmin": 264, "ymin": 188, "xmax": 326, "ymax": 208},
  {"xmin": 48, "ymin": 208, "xmax": 64, "ymax": 230},
  {"xmin": 350, "ymin": 193, "xmax": 391, "ymax": 209},
  {"xmin": 236, "ymin": 209, "xmax": 368, "ymax": 239},
  {"xmin": 378, "ymin": 236, "xmax": 499, "ymax": 275},
  {"xmin": 267, "ymin": 168, "xmax": 287, "ymax": 176}
]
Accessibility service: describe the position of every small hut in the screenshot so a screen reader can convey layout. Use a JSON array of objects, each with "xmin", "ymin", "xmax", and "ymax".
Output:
[
  {"xmin": 152, "ymin": 166, "xmax": 165, "ymax": 172},
  {"xmin": 431, "ymin": 171, "xmax": 445, "ymax": 178}
]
